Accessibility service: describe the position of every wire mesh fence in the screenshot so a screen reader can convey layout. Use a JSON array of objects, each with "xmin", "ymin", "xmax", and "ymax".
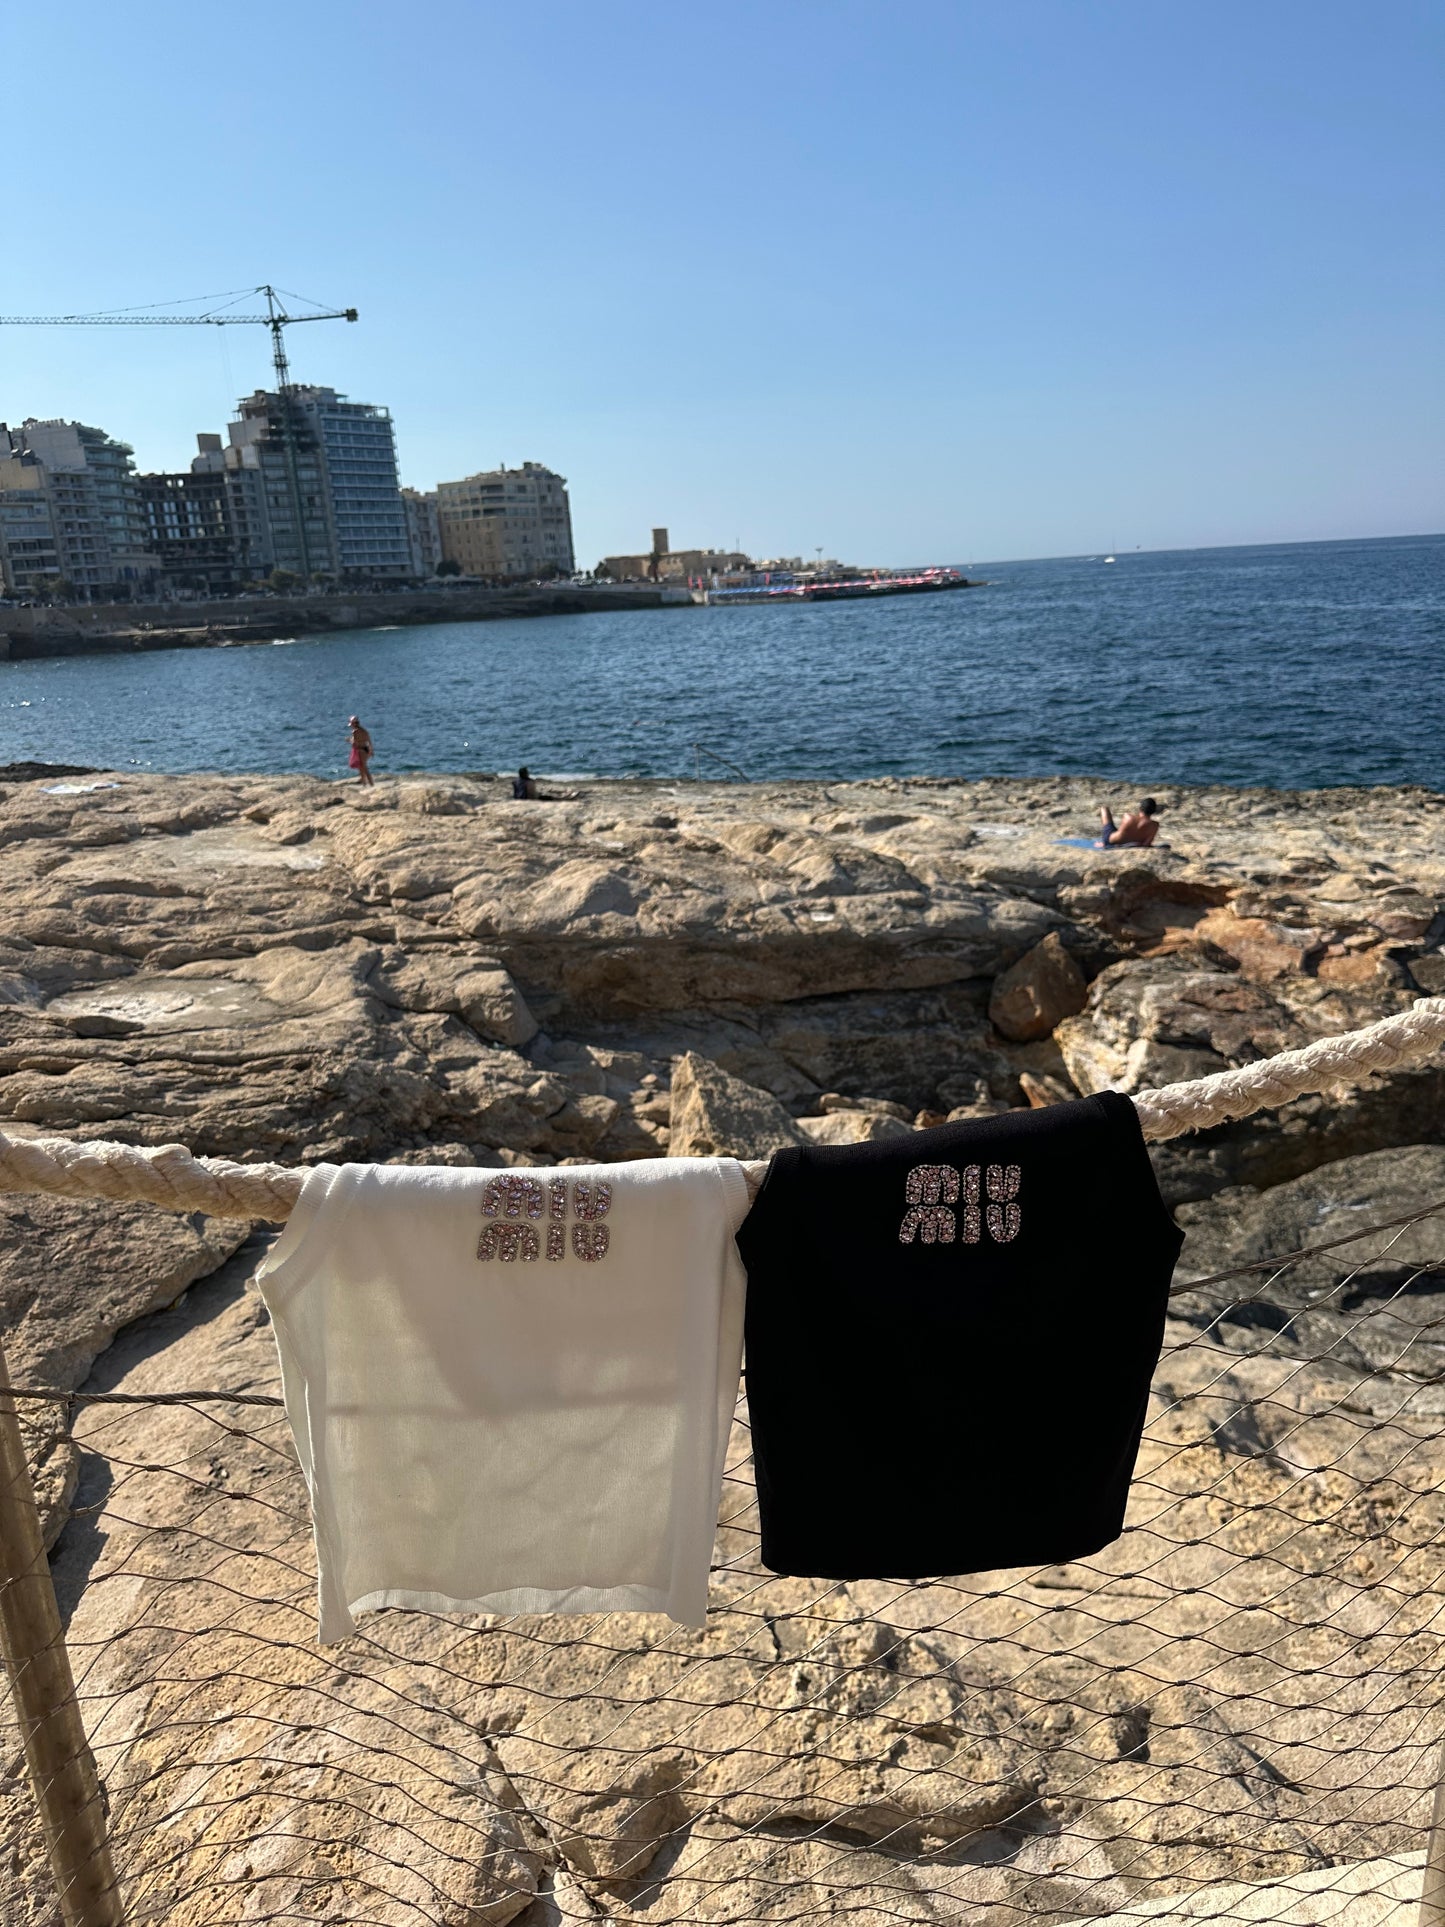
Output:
[{"xmin": 5, "ymin": 1196, "xmax": 1445, "ymax": 1925}]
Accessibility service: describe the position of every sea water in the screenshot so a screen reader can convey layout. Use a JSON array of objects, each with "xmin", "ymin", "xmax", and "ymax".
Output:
[{"xmin": 1, "ymin": 533, "xmax": 1440, "ymax": 790}]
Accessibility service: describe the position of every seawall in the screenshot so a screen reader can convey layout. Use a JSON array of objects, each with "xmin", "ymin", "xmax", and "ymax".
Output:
[{"xmin": 0, "ymin": 583, "xmax": 693, "ymax": 660}]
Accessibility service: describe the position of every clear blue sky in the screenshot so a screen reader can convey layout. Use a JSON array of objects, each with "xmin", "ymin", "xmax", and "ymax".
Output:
[{"xmin": 2, "ymin": 1, "xmax": 1440, "ymax": 565}]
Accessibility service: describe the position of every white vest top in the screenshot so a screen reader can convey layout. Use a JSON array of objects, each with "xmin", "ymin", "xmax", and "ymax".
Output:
[{"xmin": 255, "ymin": 1156, "xmax": 749, "ymax": 1640}]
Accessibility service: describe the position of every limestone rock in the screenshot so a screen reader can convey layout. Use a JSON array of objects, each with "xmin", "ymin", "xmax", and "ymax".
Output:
[
  {"xmin": 819, "ymin": 1091, "xmax": 913, "ymax": 1119},
  {"xmin": 1, "ymin": 768, "xmax": 1436, "ymax": 1196},
  {"xmin": 936, "ymin": 1071, "xmax": 999, "ymax": 1112},
  {"xmin": 617, "ymin": 1818, "xmax": 967, "ymax": 1923},
  {"xmin": 541, "ymin": 1091, "xmax": 621, "ymax": 1156},
  {"xmin": 1192, "ymin": 904, "xmax": 1325, "ymax": 980},
  {"xmin": 753, "ymin": 981, "xmax": 1005, "ymax": 1112},
  {"xmin": 438, "ymin": 814, "xmax": 1060, "ymax": 1012},
  {"xmin": 797, "ymin": 1109, "xmax": 913, "ymax": 1144},
  {"xmin": 1069, "ymin": 1853, "xmax": 1424, "ymax": 1926},
  {"xmin": 1018, "ymin": 1069, "xmax": 1074, "ymax": 1107},
  {"xmin": 1173, "ymin": 1142, "xmax": 1445, "ymax": 1344},
  {"xmin": 1055, "ymin": 956, "xmax": 1312, "ymax": 1095},
  {"xmin": 490, "ymin": 1728, "xmax": 689, "ymax": 1883},
  {"xmin": 988, "ymin": 931, "xmax": 1088, "ymax": 1041},
  {"xmin": 1317, "ymin": 945, "xmax": 1409, "ymax": 989},
  {"xmin": 0, "ymin": 1194, "xmax": 247, "ymax": 1392},
  {"xmin": 667, "ymin": 1052, "xmax": 808, "ymax": 1159},
  {"xmin": 395, "ymin": 781, "xmax": 478, "ymax": 816},
  {"xmin": 0, "ymin": 1191, "xmax": 248, "ymax": 1541},
  {"xmin": 1055, "ymin": 945, "xmax": 1445, "ymax": 1197},
  {"xmin": 377, "ymin": 949, "xmax": 538, "ymax": 1046},
  {"xmin": 458, "ymin": 966, "xmax": 539, "ymax": 1047}
]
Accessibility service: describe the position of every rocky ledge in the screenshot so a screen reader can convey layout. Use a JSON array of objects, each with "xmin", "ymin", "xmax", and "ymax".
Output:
[
  {"xmin": 1, "ymin": 767, "xmax": 1444, "ymax": 1923},
  {"xmin": 0, "ymin": 767, "xmax": 1441, "ymax": 1181}
]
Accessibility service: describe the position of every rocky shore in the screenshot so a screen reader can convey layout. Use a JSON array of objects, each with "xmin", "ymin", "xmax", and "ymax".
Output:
[
  {"xmin": 1, "ymin": 766, "xmax": 1440, "ymax": 1188},
  {"xmin": 2, "ymin": 766, "xmax": 1444, "ymax": 1923}
]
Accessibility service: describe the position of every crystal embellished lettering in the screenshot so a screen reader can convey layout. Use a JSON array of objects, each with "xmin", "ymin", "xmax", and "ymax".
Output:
[
  {"xmin": 985, "ymin": 1163, "xmax": 1022, "ymax": 1243},
  {"xmin": 899, "ymin": 1204, "xmax": 956, "ymax": 1245},
  {"xmin": 477, "ymin": 1222, "xmax": 540, "ymax": 1262},
  {"xmin": 961, "ymin": 1164, "xmax": 982, "ymax": 1244},
  {"xmin": 481, "ymin": 1174, "xmax": 546, "ymax": 1221},
  {"xmin": 899, "ymin": 1161, "xmax": 1020, "ymax": 1246},
  {"xmin": 478, "ymin": 1175, "xmax": 613, "ymax": 1263},
  {"xmin": 572, "ymin": 1181, "xmax": 612, "ymax": 1222},
  {"xmin": 905, "ymin": 1164, "xmax": 959, "ymax": 1206}
]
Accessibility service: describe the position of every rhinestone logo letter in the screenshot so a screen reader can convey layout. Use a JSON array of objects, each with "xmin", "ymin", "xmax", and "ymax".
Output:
[
  {"xmin": 899, "ymin": 1163, "xmax": 1021, "ymax": 1246},
  {"xmin": 478, "ymin": 1175, "xmax": 611, "ymax": 1263}
]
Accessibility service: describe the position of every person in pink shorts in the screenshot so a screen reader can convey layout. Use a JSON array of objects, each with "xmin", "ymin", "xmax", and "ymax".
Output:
[{"xmin": 347, "ymin": 716, "xmax": 374, "ymax": 788}]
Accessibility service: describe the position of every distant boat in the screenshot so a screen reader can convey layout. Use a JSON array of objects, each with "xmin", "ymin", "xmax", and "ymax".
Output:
[{"xmin": 1103, "ymin": 555, "xmax": 1116, "ymax": 564}]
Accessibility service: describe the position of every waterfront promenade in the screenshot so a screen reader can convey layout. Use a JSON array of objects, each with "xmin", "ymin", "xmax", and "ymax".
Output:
[{"xmin": 0, "ymin": 580, "xmax": 692, "ymax": 660}]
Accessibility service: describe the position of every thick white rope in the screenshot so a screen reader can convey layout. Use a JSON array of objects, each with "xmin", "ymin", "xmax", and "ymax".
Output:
[
  {"xmin": 0, "ymin": 1134, "xmax": 304, "ymax": 1220},
  {"xmin": 0, "ymin": 998, "xmax": 1441, "ymax": 1222},
  {"xmin": 1129, "ymin": 994, "xmax": 1445, "ymax": 1138}
]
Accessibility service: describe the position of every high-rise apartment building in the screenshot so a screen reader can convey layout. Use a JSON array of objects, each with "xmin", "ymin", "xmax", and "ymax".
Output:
[
  {"xmin": 435, "ymin": 463, "xmax": 574, "ymax": 580},
  {"xmin": 293, "ymin": 387, "xmax": 410, "ymax": 579},
  {"xmin": 137, "ymin": 469, "xmax": 240, "ymax": 595},
  {"xmin": 188, "ymin": 430, "xmax": 280, "ymax": 582},
  {"xmin": 401, "ymin": 487, "xmax": 441, "ymax": 578},
  {"xmin": 221, "ymin": 392, "xmax": 334, "ymax": 579},
  {"xmin": 187, "ymin": 387, "xmax": 410, "ymax": 584},
  {"xmin": 0, "ymin": 449, "xmax": 59, "ymax": 595},
  {"xmin": 0, "ymin": 419, "xmax": 156, "ymax": 598}
]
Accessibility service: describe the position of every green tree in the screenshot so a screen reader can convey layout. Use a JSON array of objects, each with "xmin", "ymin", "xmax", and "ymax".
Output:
[
  {"xmin": 268, "ymin": 568, "xmax": 302, "ymax": 595},
  {"xmin": 435, "ymin": 558, "xmax": 462, "ymax": 578}
]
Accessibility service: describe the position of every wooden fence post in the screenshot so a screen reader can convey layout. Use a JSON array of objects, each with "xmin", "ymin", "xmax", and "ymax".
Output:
[
  {"xmin": 1421, "ymin": 1737, "xmax": 1445, "ymax": 1927},
  {"xmin": 0, "ymin": 1344, "xmax": 123, "ymax": 1926}
]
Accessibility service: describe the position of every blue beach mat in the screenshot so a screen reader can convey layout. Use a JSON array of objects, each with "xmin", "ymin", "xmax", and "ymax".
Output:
[{"xmin": 1055, "ymin": 836, "xmax": 1171, "ymax": 852}]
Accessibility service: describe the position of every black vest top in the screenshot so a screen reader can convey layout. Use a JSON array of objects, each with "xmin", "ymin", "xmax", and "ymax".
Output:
[{"xmin": 736, "ymin": 1091, "xmax": 1183, "ymax": 1580}]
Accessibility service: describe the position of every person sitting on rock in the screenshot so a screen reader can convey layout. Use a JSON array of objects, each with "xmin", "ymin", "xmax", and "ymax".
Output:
[
  {"xmin": 1097, "ymin": 798, "xmax": 1162, "ymax": 848},
  {"xmin": 511, "ymin": 765, "xmax": 580, "ymax": 802}
]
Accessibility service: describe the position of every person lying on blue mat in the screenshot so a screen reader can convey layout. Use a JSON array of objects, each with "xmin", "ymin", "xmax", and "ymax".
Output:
[{"xmin": 1096, "ymin": 798, "xmax": 1162, "ymax": 848}]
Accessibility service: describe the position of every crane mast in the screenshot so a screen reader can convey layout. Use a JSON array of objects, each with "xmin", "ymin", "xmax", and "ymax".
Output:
[{"xmin": 0, "ymin": 285, "xmax": 359, "ymax": 583}]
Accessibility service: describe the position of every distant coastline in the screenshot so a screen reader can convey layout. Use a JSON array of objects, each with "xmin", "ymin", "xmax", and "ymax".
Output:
[{"xmin": 0, "ymin": 582, "xmax": 693, "ymax": 662}]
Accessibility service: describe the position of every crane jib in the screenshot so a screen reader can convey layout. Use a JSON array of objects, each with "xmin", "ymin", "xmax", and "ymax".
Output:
[
  {"xmin": 0, "ymin": 287, "xmax": 360, "ymax": 586},
  {"xmin": 0, "ymin": 311, "xmax": 357, "ymax": 324}
]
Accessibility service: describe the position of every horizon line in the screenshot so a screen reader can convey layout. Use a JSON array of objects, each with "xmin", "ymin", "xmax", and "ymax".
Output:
[{"xmin": 960, "ymin": 529, "xmax": 1444, "ymax": 568}]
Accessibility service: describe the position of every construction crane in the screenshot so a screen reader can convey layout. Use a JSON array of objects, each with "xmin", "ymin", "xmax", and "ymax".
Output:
[{"xmin": 0, "ymin": 285, "xmax": 359, "ymax": 580}]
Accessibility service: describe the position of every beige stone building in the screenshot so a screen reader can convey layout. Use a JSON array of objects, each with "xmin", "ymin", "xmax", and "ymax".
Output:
[
  {"xmin": 658, "ymin": 547, "xmax": 750, "ymax": 580},
  {"xmin": 436, "ymin": 463, "xmax": 574, "ymax": 579},
  {"xmin": 599, "ymin": 545, "xmax": 751, "ymax": 581},
  {"xmin": 401, "ymin": 488, "xmax": 441, "ymax": 577},
  {"xmin": 0, "ymin": 418, "xmax": 156, "ymax": 598},
  {"xmin": 0, "ymin": 453, "xmax": 59, "ymax": 595}
]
